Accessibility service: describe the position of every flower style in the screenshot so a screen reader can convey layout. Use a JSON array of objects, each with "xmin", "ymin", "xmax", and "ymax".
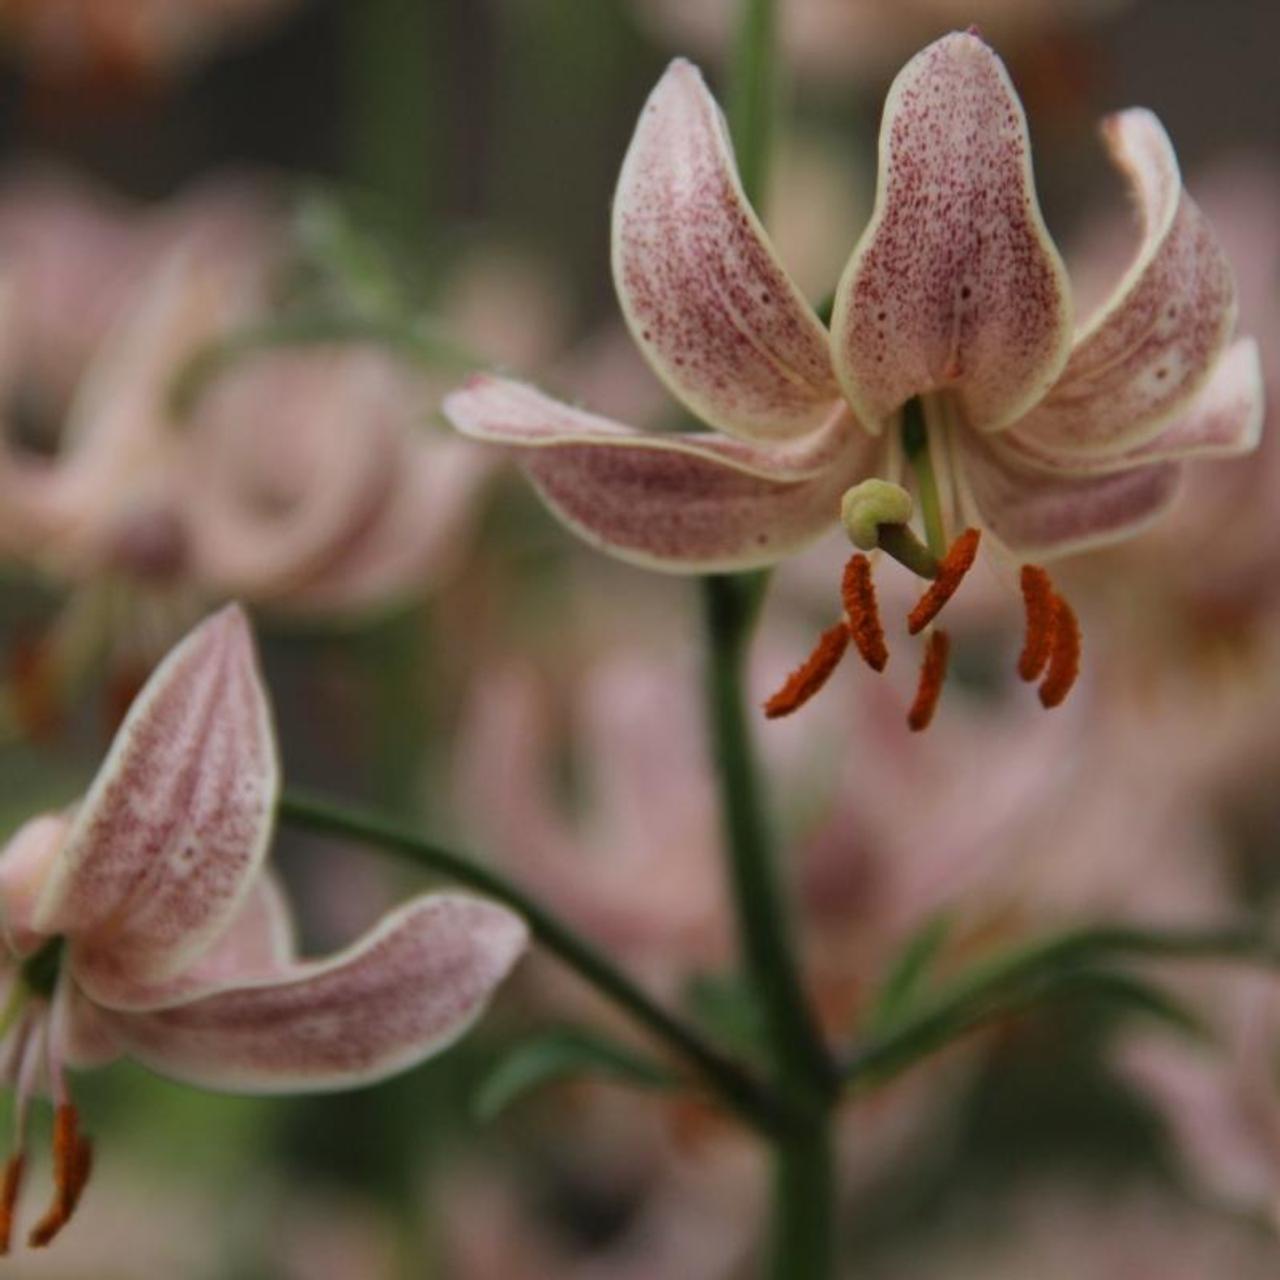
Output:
[
  {"xmin": 0, "ymin": 605, "xmax": 527, "ymax": 1251},
  {"xmin": 444, "ymin": 32, "xmax": 1264, "ymax": 728}
]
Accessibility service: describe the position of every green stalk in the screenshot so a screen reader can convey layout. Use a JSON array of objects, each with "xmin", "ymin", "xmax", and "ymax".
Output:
[
  {"xmin": 718, "ymin": 1, "xmax": 839, "ymax": 1274},
  {"xmin": 278, "ymin": 790, "xmax": 784, "ymax": 1133},
  {"xmin": 902, "ymin": 398, "xmax": 947, "ymax": 558}
]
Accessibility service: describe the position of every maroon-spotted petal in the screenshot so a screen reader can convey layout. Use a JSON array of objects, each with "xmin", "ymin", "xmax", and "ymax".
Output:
[
  {"xmin": 1012, "ymin": 110, "xmax": 1237, "ymax": 458},
  {"xmin": 73, "ymin": 872, "xmax": 295, "ymax": 1011},
  {"xmin": 101, "ymin": 894, "xmax": 528, "ymax": 1093},
  {"xmin": 445, "ymin": 375, "xmax": 874, "ymax": 573},
  {"xmin": 34, "ymin": 605, "xmax": 279, "ymax": 985},
  {"xmin": 612, "ymin": 59, "xmax": 839, "ymax": 443},
  {"xmin": 1004, "ymin": 337, "xmax": 1264, "ymax": 474},
  {"xmin": 832, "ymin": 31, "xmax": 1072, "ymax": 433},
  {"xmin": 957, "ymin": 429, "xmax": 1183, "ymax": 559}
]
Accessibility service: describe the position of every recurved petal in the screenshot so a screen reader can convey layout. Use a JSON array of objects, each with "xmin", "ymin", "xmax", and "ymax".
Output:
[
  {"xmin": 0, "ymin": 812, "xmax": 69, "ymax": 957},
  {"xmin": 445, "ymin": 375, "xmax": 873, "ymax": 572},
  {"xmin": 611, "ymin": 59, "xmax": 839, "ymax": 443},
  {"xmin": 33, "ymin": 605, "xmax": 280, "ymax": 985},
  {"xmin": 831, "ymin": 31, "xmax": 1072, "ymax": 433},
  {"xmin": 100, "ymin": 894, "xmax": 528, "ymax": 1093},
  {"xmin": 1013, "ymin": 110, "xmax": 1237, "ymax": 458},
  {"xmin": 956, "ymin": 429, "xmax": 1183, "ymax": 559},
  {"xmin": 1004, "ymin": 337, "xmax": 1265, "ymax": 474},
  {"xmin": 73, "ymin": 872, "xmax": 295, "ymax": 1011}
]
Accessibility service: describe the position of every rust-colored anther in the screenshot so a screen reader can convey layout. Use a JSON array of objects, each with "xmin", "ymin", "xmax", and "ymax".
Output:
[
  {"xmin": 0, "ymin": 1153, "xmax": 25, "ymax": 1254},
  {"xmin": 1038, "ymin": 595, "xmax": 1081, "ymax": 709},
  {"xmin": 1017, "ymin": 565, "xmax": 1057, "ymax": 681},
  {"xmin": 28, "ymin": 1106, "xmax": 92, "ymax": 1249},
  {"xmin": 907, "ymin": 630, "xmax": 951, "ymax": 732},
  {"xmin": 907, "ymin": 528, "xmax": 981, "ymax": 635},
  {"xmin": 764, "ymin": 624, "xmax": 850, "ymax": 719},
  {"xmin": 841, "ymin": 554, "xmax": 889, "ymax": 672}
]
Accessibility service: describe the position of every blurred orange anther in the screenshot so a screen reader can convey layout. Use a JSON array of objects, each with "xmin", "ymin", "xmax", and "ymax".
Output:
[
  {"xmin": 28, "ymin": 1106, "xmax": 92, "ymax": 1250},
  {"xmin": 764, "ymin": 623, "xmax": 850, "ymax": 719},
  {"xmin": 0, "ymin": 1153, "xmax": 25, "ymax": 1254},
  {"xmin": 907, "ymin": 528, "xmax": 981, "ymax": 634},
  {"xmin": 1038, "ymin": 595, "xmax": 1081, "ymax": 709},
  {"xmin": 907, "ymin": 630, "xmax": 950, "ymax": 732},
  {"xmin": 1017, "ymin": 565, "xmax": 1056, "ymax": 681},
  {"xmin": 841, "ymin": 554, "xmax": 888, "ymax": 672},
  {"xmin": 8, "ymin": 636, "xmax": 59, "ymax": 742}
]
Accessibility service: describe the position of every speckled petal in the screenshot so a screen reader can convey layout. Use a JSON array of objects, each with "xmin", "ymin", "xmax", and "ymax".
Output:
[
  {"xmin": 73, "ymin": 872, "xmax": 295, "ymax": 1011},
  {"xmin": 445, "ymin": 376, "xmax": 873, "ymax": 572},
  {"xmin": 956, "ymin": 429, "xmax": 1182, "ymax": 558},
  {"xmin": 831, "ymin": 31, "xmax": 1072, "ymax": 433},
  {"xmin": 1004, "ymin": 337, "xmax": 1264, "ymax": 474},
  {"xmin": 101, "ymin": 895, "xmax": 528, "ymax": 1093},
  {"xmin": 1012, "ymin": 110, "xmax": 1237, "ymax": 458},
  {"xmin": 444, "ymin": 373, "xmax": 856, "ymax": 481},
  {"xmin": 33, "ymin": 606, "xmax": 280, "ymax": 985},
  {"xmin": 611, "ymin": 59, "xmax": 839, "ymax": 443}
]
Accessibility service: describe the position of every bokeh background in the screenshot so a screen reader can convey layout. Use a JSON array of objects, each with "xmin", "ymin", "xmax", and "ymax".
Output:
[{"xmin": 0, "ymin": 0, "xmax": 1277, "ymax": 1275}]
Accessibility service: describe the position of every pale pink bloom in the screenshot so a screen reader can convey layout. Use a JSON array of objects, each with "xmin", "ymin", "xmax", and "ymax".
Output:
[
  {"xmin": 0, "ymin": 605, "xmax": 526, "ymax": 1251},
  {"xmin": 445, "ymin": 34, "xmax": 1261, "ymax": 723},
  {"xmin": 1118, "ymin": 972, "xmax": 1280, "ymax": 1223}
]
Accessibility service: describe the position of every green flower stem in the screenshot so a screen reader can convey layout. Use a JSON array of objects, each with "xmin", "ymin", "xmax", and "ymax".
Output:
[
  {"xmin": 903, "ymin": 398, "xmax": 948, "ymax": 559},
  {"xmin": 727, "ymin": 0, "xmax": 778, "ymax": 207},
  {"xmin": 843, "ymin": 922, "xmax": 1280, "ymax": 1086},
  {"xmin": 277, "ymin": 789, "xmax": 785, "ymax": 1133}
]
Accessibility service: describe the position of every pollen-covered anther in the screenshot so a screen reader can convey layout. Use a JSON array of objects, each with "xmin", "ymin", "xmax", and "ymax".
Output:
[
  {"xmin": 0, "ymin": 1153, "xmax": 25, "ymax": 1254},
  {"xmin": 907, "ymin": 528, "xmax": 981, "ymax": 635},
  {"xmin": 764, "ymin": 623, "xmax": 851, "ymax": 719},
  {"xmin": 28, "ymin": 1106, "xmax": 93, "ymax": 1249},
  {"xmin": 1017, "ymin": 565, "xmax": 1056, "ymax": 681},
  {"xmin": 907, "ymin": 629, "xmax": 950, "ymax": 732},
  {"xmin": 1038, "ymin": 594, "xmax": 1081, "ymax": 709},
  {"xmin": 841, "ymin": 554, "xmax": 888, "ymax": 672}
]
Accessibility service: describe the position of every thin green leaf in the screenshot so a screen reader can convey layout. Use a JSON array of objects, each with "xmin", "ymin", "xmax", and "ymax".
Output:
[
  {"xmin": 866, "ymin": 913, "xmax": 953, "ymax": 1033},
  {"xmin": 473, "ymin": 1027, "xmax": 680, "ymax": 1122}
]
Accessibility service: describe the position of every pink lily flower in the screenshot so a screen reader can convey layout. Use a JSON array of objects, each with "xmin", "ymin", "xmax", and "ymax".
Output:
[
  {"xmin": 444, "ymin": 32, "xmax": 1263, "ymax": 727},
  {"xmin": 0, "ymin": 605, "xmax": 527, "ymax": 1252}
]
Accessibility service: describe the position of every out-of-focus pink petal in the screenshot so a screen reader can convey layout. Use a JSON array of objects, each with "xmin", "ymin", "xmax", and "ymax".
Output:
[
  {"xmin": 185, "ymin": 349, "xmax": 406, "ymax": 600},
  {"xmin": 101, "ymin": 894, "xmax": 528, "ymax": 1093},
  {"xmin": 447, "ymin": 376, "xmax": 873, "ymax": 571},
  {"xmin": 831, "ymin": 31, "xmax": 1072, "ymax": 433},
  {"xmin": 611, "ymin": 59, "xmax": 839, "ymax": 443},
  {"xmin": 1013, "ymin": 110, "xmax": 1236, "ymax": 458},
  {"xmin": 1005, "ymin": 337, "xmax": 1265, "ymax": 474},
  {"xmin": 444, "ymin": 373, "xmax": 857, "ymax": 480},
  {"xmin": 957, "ymin": 430, "xmax": 1183, "ymax": 558},
  {"xmin": 0, "ymin": 812, "xmax": 70, "ymax": 957},
  {"xmin": 273, "ymin": 437, "xmax": 491, "ymax": 617},
  {"xmin": 34, "ymin": 606, "xmax": 280, "ymax": 988},
  {"xmin": 73, "ymin": 872, "xmax": 295, "ymax": 1011}
]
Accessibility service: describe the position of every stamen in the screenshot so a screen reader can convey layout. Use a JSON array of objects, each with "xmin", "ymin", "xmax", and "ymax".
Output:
[
  {"xmin": 907, "ymin": 630, "xmax": 950, "ymax": 732},
  {"xmin": 841, "ymin": 555, "xmax": 888, "ymax": 672},
  {"xmin": 0, "ymin": 1155, "xmax": 23, "ymax": 1254},
  {"xmin": 764, "ymin": 624, "xmax": 850, "ymax": 719},
  {"xmin": 28, "ymin": 1105, "xmax": 92, "ymax": 1249},
  {"xmin": 907, "ymin": 528, "xmax": 981, "ymax": 635},
  {"xmin": 1038, "ymin": 595, "xmax": 1081, "ymax": 709},
  {"xmin": 1017, "ymin": 565, "xmax": 1056, "ymax": 681}
]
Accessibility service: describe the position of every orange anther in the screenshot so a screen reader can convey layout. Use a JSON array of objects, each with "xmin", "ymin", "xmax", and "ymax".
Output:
[
  {"xmin": 1017, "ymin": 565, "xmax": 1056, "ymax": 681},
  {"xmin": 907, "ymin": 528, "xmax": 981, "ymax": 635},
  {"xmin": 0, "ymin": 1153, "xmax": 24, "ymax": 1254},
  {"xmin": 28, "ymin": 1105, "xmax": 92, "ymax": 1249},
  {"xmin": 1038, "ymin": 595, "xmax": 1081, "ymax": 709},
  {"xmin": 907, "ymin": 630, "xmax": 950, "ymax": 732},
  {"xmin": 764, "ymin": 624, "xmax": 850, "ymax": 719},
  {"xmin": 841, "ymin": 554, "xmax": 889, "ymax": 672}
]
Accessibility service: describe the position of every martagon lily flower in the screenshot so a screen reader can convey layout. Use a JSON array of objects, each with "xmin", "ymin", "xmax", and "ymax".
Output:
[
  {"xmin": 0, "ymin": 605, "xmax": 527, "ymax": 1252},
  {"xmin": 444, "ymin": 31, "xmax": 1264, "ymax": 729}
]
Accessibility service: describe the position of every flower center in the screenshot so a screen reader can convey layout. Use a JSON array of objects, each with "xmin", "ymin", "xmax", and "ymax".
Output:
[{"xmin": 763, "ymin": 396, "xmax": 1084, "ymax": 728}]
